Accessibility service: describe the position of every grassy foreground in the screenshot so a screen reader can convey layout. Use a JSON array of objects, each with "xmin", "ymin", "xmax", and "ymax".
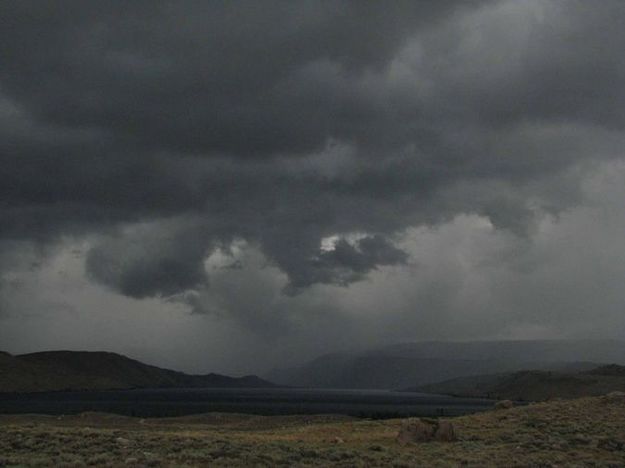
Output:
[{"xmin": 1, "ymin": 395, "xmax": 624, "ymax": 467}]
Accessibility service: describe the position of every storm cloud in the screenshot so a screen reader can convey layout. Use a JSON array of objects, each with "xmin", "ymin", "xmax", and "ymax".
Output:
[{"xmin": 1, "ymin": 1, "xmax": 625, "ymax": 371}]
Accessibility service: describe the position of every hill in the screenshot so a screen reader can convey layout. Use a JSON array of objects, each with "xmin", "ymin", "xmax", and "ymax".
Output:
[
  {"xmin": 412, "ymin": 364, "xmax": 625, "ymax": 401},
  {"xmin": 266, "ymin": 339, "xmax": 623, "ymax": 389},
  {"xmin": 377, "ymin": 339, "xmax": 625, "ymax": 362},
  {"xmin": 0, "ymin": 351, "xmax": 275, "ymax": 393},
  {"xmin": 1, "ymin": 394, "xmax": 625, "ymax": 466}
]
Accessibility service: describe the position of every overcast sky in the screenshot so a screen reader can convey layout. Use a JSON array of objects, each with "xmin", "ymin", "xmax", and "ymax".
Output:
[{"xmin": 1, "ymin": 0, "xmax": 625, "ymax": 374}]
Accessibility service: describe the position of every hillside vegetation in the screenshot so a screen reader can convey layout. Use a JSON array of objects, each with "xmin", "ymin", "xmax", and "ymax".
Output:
[
  {"xmin": 1, "ymin": 394, "xmax": 625, "ymax": 466},
  {"xmin": 414, "ymin": 365, "xmax": 625, "ymax": 401},
  {"xmin": 0, "ymin": 351, "xmax": 274, "ymax": 393}
]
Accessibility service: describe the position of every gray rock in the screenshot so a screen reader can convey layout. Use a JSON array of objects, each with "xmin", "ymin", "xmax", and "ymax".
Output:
[
  {"xmin": 397, "ymin": 418, "xmax": 435, "ymax": 444},
  {"xmin": 434, "ymin": 420, "xmax": 457, "ymax": 442},
  {"xmin": 116, "ymin": 437, "xmax": 133, "ymax": 446},
  {"xmin": 494, "ymin": 400, "xmax": 514, "ymax": 410},
  {"xmin": 397, "ymin": 418, "xmax": 457, "ymax": 444}
]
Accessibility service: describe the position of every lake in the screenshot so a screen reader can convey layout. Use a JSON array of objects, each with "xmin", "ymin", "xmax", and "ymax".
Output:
[{"xmin": 0, "ymin": 387, "xmax": 494, "ymax": 419}]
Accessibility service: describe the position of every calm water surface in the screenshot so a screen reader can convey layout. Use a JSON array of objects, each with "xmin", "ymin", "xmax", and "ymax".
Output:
[{"xmin": 0, "ymin": 387, "xmax": 494, "ymax": 418}]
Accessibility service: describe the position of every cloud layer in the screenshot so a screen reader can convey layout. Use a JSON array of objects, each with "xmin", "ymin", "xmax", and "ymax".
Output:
[{"xmin": 1, "ymin": 1, "xmax": 625, "ymax": 369}]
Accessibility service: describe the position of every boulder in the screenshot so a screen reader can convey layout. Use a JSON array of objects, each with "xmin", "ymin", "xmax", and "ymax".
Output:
[
  {"xmin": 116, "ymin": 437, "xmax": 133, "ymax": 446},
  {"xmin": 397, "ymin": 418, "xmax": 435, "ymax": 444},
  {"xmin": 397, "ymin": 418, "xmax": 457, "ymax": 444},
  {"xmin": 494, "ymin": 400, "xmax": 514, "ymax": 410},
  {"xmin": 434, "ymin": 420, "xmax": 457, "ymax": 442}
]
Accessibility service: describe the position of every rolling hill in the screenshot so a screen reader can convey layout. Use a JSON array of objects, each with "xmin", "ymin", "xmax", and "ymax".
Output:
[
  {"xmin": 0, "ymin": 350, "xmax": 275, "ymax": 393},
  {"xmin": 412, "ymin": 364, "xmax": 625, "ymax": 401}
]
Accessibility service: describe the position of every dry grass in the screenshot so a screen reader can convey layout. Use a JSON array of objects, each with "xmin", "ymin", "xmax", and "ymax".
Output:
[{"xmin": 1, "ymin": 395, "xmax": 624, "ymax": 466}]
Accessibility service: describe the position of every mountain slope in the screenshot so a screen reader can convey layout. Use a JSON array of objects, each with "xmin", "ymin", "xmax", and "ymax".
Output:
[
  {"xmin": 267, "ymin": 340, "xmax": 621, "ymax": 389},
  {"xmin": 0, "ymin": 351, "xmax": 275, "ymax": 393},
  {"xmin": 412, "ymin": 365, "xmax": 625, "ymax": 401},
  {"xmin": 267, "ymin": 355, "xmax": 561, "ymax": 390}
]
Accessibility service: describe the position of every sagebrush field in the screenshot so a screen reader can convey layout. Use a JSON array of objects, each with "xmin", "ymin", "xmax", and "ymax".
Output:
[{"xmin": 1, "ymin": 394, "xmax": 625, "ymax": 467}]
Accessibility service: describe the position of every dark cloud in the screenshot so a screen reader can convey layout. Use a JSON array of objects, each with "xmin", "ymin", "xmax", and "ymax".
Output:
[
  {"xmin": 85, "ymin": 219, "xmax": 212, "ymax": 298},
  {"xmin": 1, "ymin": 0, "xmax": 625, "ymax": 328},
  {"xmin": 287, "ymin": 234, "xmax": 408, "ymax": 291},
  {"xmin": 0, "ymin": 0, "xmax": 477, "ymax": 156}
]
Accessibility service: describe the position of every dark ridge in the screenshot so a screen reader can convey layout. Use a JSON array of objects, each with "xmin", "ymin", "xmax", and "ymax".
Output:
[
  {"xmin": 584, "ymin": 364, "xmax": 625, "ymax": 377},
  {"xmin": 0, "ymin": 350, "xmax": 277, "ymax": 393},
  {"xmin": 412, "ymin": 364, "xmax": 625, "ymax": 402}
]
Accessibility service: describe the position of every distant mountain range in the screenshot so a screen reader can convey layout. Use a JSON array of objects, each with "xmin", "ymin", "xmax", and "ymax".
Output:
[
  {"xmin": 266, "ymin": 340, "xmax": 625, "ymax": 390},
  {"xmin": 0, "ymin": 351, "xmax": 275, "ymax": 393},
  {"xmin": 411, "ymin": 364, "xmax": 625, "ymax": 401},
  {"xmin": 5, "ymin": 339, "xmax": 625, "ymax": 394}
]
